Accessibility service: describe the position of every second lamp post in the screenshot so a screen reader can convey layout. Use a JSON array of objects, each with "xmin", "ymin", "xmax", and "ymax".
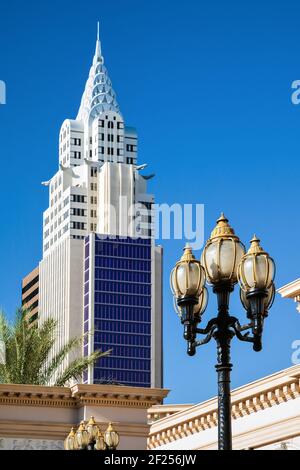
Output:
[{"xmin": 170, "ymin": 214, "xmax": 275, "ymax": 450}]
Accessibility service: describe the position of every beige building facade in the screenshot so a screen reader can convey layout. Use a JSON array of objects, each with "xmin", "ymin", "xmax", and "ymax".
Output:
[{"xmin": 0, "ymin": 383, "xmax": 168, "ymax": 450}]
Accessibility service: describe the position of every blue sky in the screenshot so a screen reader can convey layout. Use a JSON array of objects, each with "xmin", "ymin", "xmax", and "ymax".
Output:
[{"xmin": 0, "ymin": 0, "xmax": 300, "ymax": 404}]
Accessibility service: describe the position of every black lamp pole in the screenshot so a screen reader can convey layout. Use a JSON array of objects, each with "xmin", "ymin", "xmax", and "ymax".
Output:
[
  {"xmin": 179, "ymin": 283, "xmax": 269, "ymax": 450},
  {"xmin": 214, "ymin": 285, "xmax": 234, "ymax": 451}
]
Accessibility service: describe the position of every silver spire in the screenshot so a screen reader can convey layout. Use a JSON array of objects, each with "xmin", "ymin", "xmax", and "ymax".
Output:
[{"xmin": 77, "ymin": 24, "xmax": 120, "ymax": 123}]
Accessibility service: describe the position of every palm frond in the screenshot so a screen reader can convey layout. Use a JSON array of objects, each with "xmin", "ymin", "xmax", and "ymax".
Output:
[
  {"xmin": 0, "ymin": 309, "xmax": 110, "ymax": 387},
  {"xmin": 39, "ymin": 335, "xmax": 83, "ymax": 385},
  {"xmin": 54, "ymin": 349, "xmax": 111, "ymax": 387}
]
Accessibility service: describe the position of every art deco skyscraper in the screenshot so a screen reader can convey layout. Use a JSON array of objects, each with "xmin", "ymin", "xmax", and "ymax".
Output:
[{"xmin": 39, "ymin": 25, "xmax": 163, "ymax": 388}]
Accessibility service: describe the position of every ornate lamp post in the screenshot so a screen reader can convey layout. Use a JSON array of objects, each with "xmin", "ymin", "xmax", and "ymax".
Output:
[
  {"xmin": 170, "ymin": 214, "xmax": 275, "ymax": 450},
  {"xmin": 64, "ymin": 418, "xmax": 119, "ymax": 451}
]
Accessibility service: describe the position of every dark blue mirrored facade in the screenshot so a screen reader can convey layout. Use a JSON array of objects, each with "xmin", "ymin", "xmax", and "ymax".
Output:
[{"xmin": 84, "ymin": 234, "xmax": 152, "ymax": 387}]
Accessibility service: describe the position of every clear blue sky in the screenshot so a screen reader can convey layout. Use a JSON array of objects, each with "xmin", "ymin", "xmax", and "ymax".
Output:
[{"xmin": 1, "ymin": 0, "xmax": 300, "ymax": 404}]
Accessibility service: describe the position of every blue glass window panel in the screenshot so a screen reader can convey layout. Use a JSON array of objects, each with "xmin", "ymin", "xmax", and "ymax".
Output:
[
  {"xmin": 84, "ymin": 305, "xmax": 89, "ymax": 321},
  {"xmin": 94, "ymin": 319, "xmax": 151, "ymax": 335},
  {"xmin": 93, "ymin": 367, "xmax": 150, "ymax": 385},
  {"xmin": 94, "ymin": 332, "xmax": 151, "ymax": 347},
  {"xmin": 94, "ymin": 280, "xmax": 151, "ymax": 295},
  {"xmin": 94, "ymin": 304, "xmax": 151, "ymax": 322},
  {"xmin": 85, "ymin": 242, "xmax": 90, "ymax": 258},
  {"xmin": 84, "ymin": 282, "xmax": 89, "ymax": 295},
  {"xmin": 94, "ymin": 344, "xmax": 151, "ymax": 359}
]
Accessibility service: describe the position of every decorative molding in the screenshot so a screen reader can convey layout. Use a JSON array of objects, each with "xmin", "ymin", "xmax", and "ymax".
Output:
[
  {"xmin": 148, "ymin": 405, "xmax": 194, "ymax": 423},
  {"xmin": 148, "ymin": 364, "xmax": 300, "ymax": 449},
  {"xmin": 77, "ymin": 398, "xmax": 157, "ymax": 408},
  {"xmin": 71, "ymin": 384, "xmax": 169, "ymax": 409},
  {"xmin": 0, "ymin": 396, "xmax": 75, "ymax": 408},
  {"xmin": 0, "ymin": 383, "xmax": 169, "ymax": 410},
  {"xmin": 0, "ymin": 384, "xmax": 73, "ymax": 408},
  {"xmin": 277, "ymin": 279, "xmax": 300, "ymax": 299}
]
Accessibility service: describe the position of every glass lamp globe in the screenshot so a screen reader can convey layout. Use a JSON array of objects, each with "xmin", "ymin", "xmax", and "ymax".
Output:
[
  {"xmin": 170, "ymin": 244, "xmax": 206, "ymax": 301},
  {"xmin": 94, "ymin": 429, "xmax": 106, "ymax": 451},
  {"xmin": 64, "ymin": 427, "xmax": 76, "ymax": 451},
  {"xmin": 75, "ymin": 421, "xmax": 90, "ymax": 449},
  {"xmin": 238, "ymin": 235, "xmax": 275, "ymax": 292},
  {"xmin": 86, "ymin": 416, "xmax": 98, "ymax": 443},
  {"xmin": 201, "ymin": 213, "xmax": 245, "ymax": 286},
  {"xmin": 104, "ymin": 422, "xmax": 120, "ymax": 450},
  {"xmin": 240, "ymin": 283, "xmax": 275, "ymax": 316},
  {"xmin": 174, "ymin": 287, "xmax": 208, "ymax": 323}
]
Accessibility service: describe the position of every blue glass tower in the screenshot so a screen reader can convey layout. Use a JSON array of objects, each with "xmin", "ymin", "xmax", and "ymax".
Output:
[{"xmin": 84, "ymin": 234, "xmax": 160, "ymax": 387}]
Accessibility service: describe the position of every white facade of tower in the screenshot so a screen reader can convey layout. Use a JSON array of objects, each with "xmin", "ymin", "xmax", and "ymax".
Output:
[{"xmin": 39, "ymin": 29, "xmax": 162, "ymax": 387}]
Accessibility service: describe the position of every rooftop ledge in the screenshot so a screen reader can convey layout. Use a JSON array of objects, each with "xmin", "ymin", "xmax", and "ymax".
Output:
[
  {"xmin": 277, "ymin": 278, "xmax": 300, "ymax": 299},
  {"xmin": 148, "ymin": 364, "xmax": 300, "ymax": 448}
]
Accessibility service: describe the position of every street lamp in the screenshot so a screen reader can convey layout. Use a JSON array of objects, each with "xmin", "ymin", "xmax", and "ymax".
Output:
[
  {"xmin": 64, "ymin": 418, "xmax": 120, "ymax": 451},
  {"xmin": 170, "ymin": 214, "xmax": 276, "ymax": 450}
]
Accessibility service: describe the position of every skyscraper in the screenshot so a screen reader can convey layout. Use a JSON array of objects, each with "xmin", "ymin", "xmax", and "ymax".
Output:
[{"xmin": 39, "ymin": 25, "xmax": 163, "ymax": 388}]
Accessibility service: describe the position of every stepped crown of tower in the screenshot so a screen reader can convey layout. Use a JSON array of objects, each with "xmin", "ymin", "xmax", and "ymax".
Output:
[{"xmin": 76, "ymin": 22, "xmax": 120, "ymax": 124}]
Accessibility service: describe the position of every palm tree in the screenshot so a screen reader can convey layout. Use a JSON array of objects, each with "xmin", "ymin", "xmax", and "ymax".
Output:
[{"xmin": 0, "ymin": 309, "xmax": 110, "ymax": 386}]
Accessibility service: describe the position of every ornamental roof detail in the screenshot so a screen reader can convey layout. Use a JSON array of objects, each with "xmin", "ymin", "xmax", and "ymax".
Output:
[{"xmin": 76, "ymin": 24, "xmax": 120, "ymax": 123}]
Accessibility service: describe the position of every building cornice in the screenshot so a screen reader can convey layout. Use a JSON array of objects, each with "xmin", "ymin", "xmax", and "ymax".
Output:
[
  {"xmin": 277, "ymin": 279, "xmax": 300, "ymax": 299},
  {"xmin": 0, "ymin": 384, "xmax": 73, "ymax": 408},
  {"xmin": 148, "ymin": 364, "xmax": 300, "ymax": 449},
  {"xmin": 0, "ymin": 383, "xmax": 169, "ymax": 410},
  {"xmin": 71, "ymin": 384, "xmax": 169, "ymax": 408}
]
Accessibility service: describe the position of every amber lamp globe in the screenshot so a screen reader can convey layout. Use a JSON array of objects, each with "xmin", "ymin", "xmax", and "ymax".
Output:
[
  {"xmin": 170, "ymin": 244, "xmax": 206, "ymax": 305},
  {"xmin": 238, "ymin": 235, "xmax": 275, "ymax": 293},
  {"xmin": 201, "ymin": 213, "xmax": 245, "ymax": 286}
]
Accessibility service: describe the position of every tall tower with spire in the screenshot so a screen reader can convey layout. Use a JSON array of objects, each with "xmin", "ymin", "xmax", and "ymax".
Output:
[{"xmin": 39, "ymin": 26, "xmax": 163, "ymax": 388}]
